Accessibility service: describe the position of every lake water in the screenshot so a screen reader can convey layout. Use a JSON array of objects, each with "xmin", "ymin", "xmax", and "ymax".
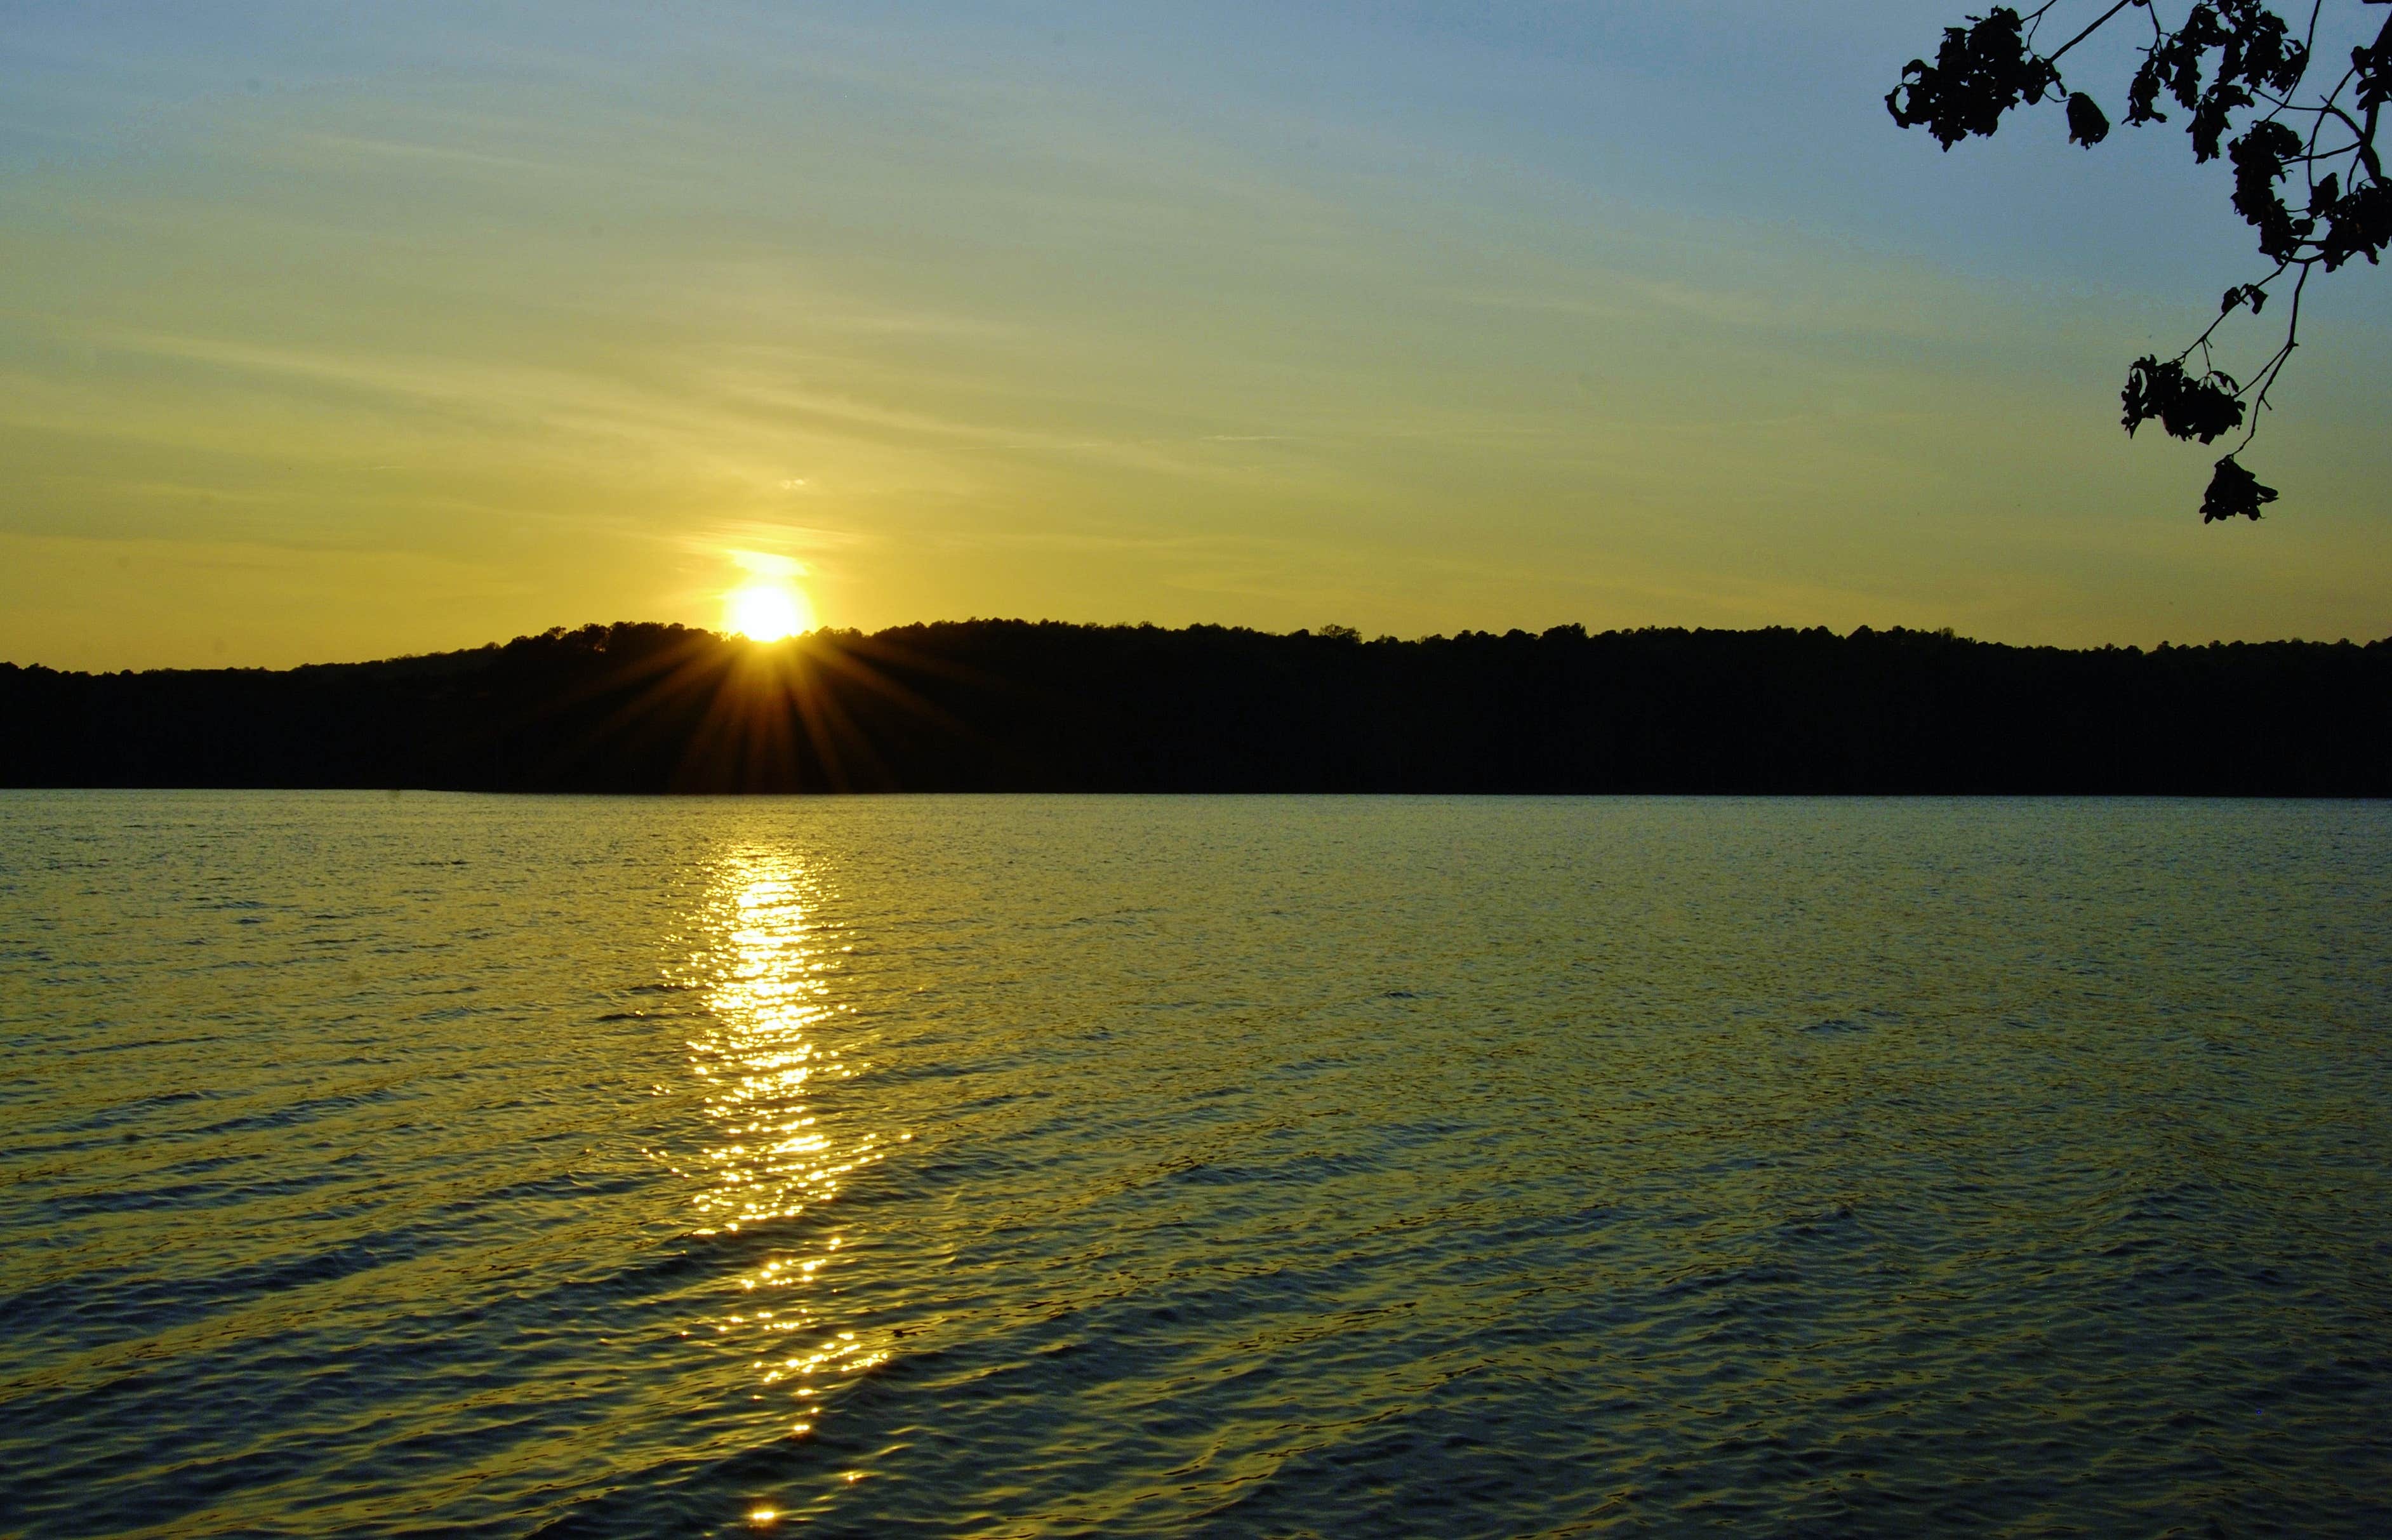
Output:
[{"xmin": 3, "ymin": 792, "xmax": 2389, "ymax": 1537}]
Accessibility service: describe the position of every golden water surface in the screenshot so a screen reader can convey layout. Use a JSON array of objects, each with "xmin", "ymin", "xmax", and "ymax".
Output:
[{"xmin": 2, "ymin": 792, "xmax": 2389, "ymax": 1536}]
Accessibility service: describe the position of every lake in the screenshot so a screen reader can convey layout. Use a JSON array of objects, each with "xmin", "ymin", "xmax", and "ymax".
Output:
[{"xmin": 3, "ymin": 792, "xmax": 2389, "ymax": 1537}]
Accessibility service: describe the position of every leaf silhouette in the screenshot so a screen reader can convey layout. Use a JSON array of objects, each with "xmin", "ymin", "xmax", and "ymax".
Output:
[
  {"xmin": 2122, "ymin": 357, "xmax": 2245, "ymax": 443},
  {"xmin": 2066, "ymin": 93, "xmax": 2110, "ymax": 148},
  {"xmin": 2200, "ymin": 454, "xmax": 2279, "ymax": 522}
]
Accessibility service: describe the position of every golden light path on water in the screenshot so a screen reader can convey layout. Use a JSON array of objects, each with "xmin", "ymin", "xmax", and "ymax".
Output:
[{"xmin": 675, "ymin": 853, "xmax": 901, "ymax": 1441}]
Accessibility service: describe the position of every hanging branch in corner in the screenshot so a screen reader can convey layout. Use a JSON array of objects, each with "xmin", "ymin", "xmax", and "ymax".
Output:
[{"xmin": 1889, "ymin": 0, "xmax": 2391, "ymax": 520}]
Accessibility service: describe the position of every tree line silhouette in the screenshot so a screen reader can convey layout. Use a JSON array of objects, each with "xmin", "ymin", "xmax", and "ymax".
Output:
[{"xmin": 2, "ymin": 620, "xmax": 2385, "ymax": 794}]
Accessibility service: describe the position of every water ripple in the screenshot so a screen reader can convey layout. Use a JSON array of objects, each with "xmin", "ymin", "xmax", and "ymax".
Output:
[{"xmin": 1, "ymin": 792, "xmax": 2389, "ymax": 1536}]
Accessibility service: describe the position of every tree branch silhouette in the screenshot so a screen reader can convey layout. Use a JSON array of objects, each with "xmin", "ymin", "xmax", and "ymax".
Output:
[{"xmin": 1890, "ymin": 0, "xmax": 2389, "ymax": 520}]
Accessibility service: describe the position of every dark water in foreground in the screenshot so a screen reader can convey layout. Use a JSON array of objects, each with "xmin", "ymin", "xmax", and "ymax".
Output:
[{"xmin": 3, "ymin": 793, "xmax": 2389, "ymax": 1538}]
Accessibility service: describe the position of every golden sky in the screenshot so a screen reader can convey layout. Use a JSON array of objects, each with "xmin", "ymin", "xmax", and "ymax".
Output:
[{"xmin": 4, "ymin": 3, "xmax": 2388, "ymax": 670}]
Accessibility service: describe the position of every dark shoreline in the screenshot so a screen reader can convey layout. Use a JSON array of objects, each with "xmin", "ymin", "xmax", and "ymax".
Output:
[{"xmin": 5, "ymin": 620, "xmax": 2388, "ymax": 795}]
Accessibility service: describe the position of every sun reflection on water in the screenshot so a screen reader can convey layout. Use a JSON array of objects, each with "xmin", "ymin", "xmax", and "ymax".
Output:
[{"xmin": 679, "ymin": 854, "xmax": 898, "ymax": 1433}]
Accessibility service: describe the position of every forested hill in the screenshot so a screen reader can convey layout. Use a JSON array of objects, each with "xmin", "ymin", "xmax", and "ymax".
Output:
[{"xmin": 3, "ymin": 621, "xmax": 2386, "ymax": 794}]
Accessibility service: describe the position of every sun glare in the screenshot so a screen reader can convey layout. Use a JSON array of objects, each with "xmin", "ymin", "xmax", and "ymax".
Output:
[{"xmin": 726, "ymin": 583, "xmax": 813, "ymax": 641}]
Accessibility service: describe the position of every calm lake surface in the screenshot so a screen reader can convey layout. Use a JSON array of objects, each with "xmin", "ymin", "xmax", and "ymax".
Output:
[{"xmin": 3, "ymin": 792, "xmax": 2389, "ymax": 1537}]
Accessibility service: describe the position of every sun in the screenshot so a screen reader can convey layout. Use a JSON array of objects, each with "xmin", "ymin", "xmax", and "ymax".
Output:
[{"xmin": 725, "ymin": 583, "xmax": 813, "ymax": 641}]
